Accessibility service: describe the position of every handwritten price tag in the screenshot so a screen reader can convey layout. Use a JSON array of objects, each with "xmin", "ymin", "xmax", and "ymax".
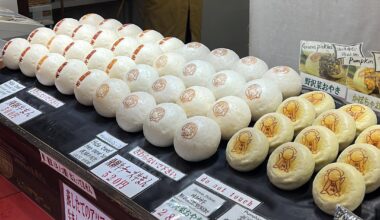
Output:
[
  {"xmin": 62, "ymin": 183, "xmax": 111, "ymax": 220},
  {"xmin": 334, "ymin": 43, "xmax": 363, "ymax": 58},
  {"xmin": 152, "ymin": 198, "xmax": 208, "ymax": 220},
  {"xmin": 196, "ymin": 174, "xmax": 260, "ymax": 210},
  {"xmin": 217, "ymin": 205, "xmax": 266, "ymax": 220},
  {"xmin": 96, "ymin": 131, "xmax": 127, "ymax": 150},
  {"xmin": 0, "ymin": 80, "xmax": 25, "ymax": 100},
  {"xmin": 176, "ymin": 184, "xmax": 225, "ymax": 217},
  {"xmin": 373, "ymin": 51, "xmax": 380, "ymax": 72},
  {"xmin": 28, "ymin": 88, "xmax": 64, "ymax": 108},
  {"xmin": 70, "ymin": 138, "xmax": 117, "ymax": 167},
  {"xmin": 0, "ymin": 97, "xmax": 41, "ymax": 125},
  {"xmin": 129, "ymin": 147, "xmax": 185, "ymax": 181},
  {"xmin": 91, "ymin": 155, "xmax": 159, "ymax": 198},
  {"xmin": 40, "ymin": 150, "xmax": 96, "ymax": 198}
]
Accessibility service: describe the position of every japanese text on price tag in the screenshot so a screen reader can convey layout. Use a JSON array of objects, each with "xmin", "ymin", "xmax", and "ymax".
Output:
[
  {"xmin": 0, "ymin": 80, "xmax": 25, "ymax": 100},
  {"xmin": 300, "ymin": 72, "xmax": 347, "ymax": 98},
  {"xmin": 62, "ymin": 183, "xmax": 111, "ymax": 220},
  {"xmin": 91, "ymin": 155, "xmax": 159, "ymax": 198},
  {"xmin": 152, "ymin": 198, "xmax": 208, "ymax": 220},
  {"xmin": 28, "ymin": 88, "xmax": 64, "ymax": 108},
  {"xmin": 40, "ymin": 150, "xmax": 96, "ymax": 198},
  {"xmin": 0, "ymin": 97, "xmax": 41, "ymax": 125},
  {"xmin": 217, "ymin": 205, "xmax": 266, "ymax": 220},
  {"xmin": 129, "ymin": 147, "xmax": 185, "ymax": 181}
]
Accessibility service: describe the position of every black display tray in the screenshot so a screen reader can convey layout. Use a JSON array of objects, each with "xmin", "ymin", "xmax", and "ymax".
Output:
[{"xmin": 0, "ymin": 68, "xmax": 379, "ymax": 220}]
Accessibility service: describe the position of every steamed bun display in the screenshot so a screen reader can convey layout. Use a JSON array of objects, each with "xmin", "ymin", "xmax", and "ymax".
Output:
[
  {"xmin": 207, "ymin": 96, "xmax": 251, "ymax": 140},
  {"xmin": 2, "ymin": 38, "xmax": 30, "ymax": 70},
  {"xmin": 93, "ymin": 78, "xmax": 130, "ymax": 118},
  {"xmin": 116, "ymin": 92, "xmax": 156, "ymax": 132},
  {"xmin": 263, "ymin": 66, "xmax": 302, "ymax": 98},
  {"xmin": 240, "ymin": 78, "xmax": 283, "ymax": 121},
  {"xmin": 232, "ymin": 56, "xmax": 268, "ymax": 81},
  {"xmin": 174, "ymin": 116, "xmax": 221, "ymax": 162},
  {"xmin": 143, "ymin": 103, "xmax": 187, "ymax": 147}
]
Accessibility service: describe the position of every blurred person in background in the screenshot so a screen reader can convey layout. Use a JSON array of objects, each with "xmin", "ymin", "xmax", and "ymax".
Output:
[{"xmin": 138, "ymin": 0, "xmax": 203, "ymax": 42}]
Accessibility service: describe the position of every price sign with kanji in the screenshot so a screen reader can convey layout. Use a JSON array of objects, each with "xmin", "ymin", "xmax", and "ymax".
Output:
[
  {"xmin": 0, "ymin": 80, "xmax": 25, "ymax": 100},
  {"xmin": 0, "ymin": 97, "xmax": 42, "ymax": 125},
  {"xmin": 62, "ymin": 182, "xmax": 111, "ymax": 220},
  {"xmin": 217, "ymin": 205, "xmax": 266, "ymax": 220},
  {"xmin": 152, "ymin": 198, "xmax": 208, "ymax": 220},
  {"xmin": 91, "ymin": 155, "xmax": 159, "ymax": 198}
]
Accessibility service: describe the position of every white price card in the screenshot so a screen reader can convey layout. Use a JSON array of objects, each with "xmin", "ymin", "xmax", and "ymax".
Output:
[
  {"xmin": 176, "ymin": 184, "xmax": 225, "ymax": 217},
  {"xmin": 28, "ymin": 88, "xmax": 64, "ymax": 108},
  {"xmin": 129, "ymin": 147, "xmax": 186, "ymax": 181},
  {"xmin": 300, "ymin": 41, "xmax": 335, "ymax": 55},
  {"xmin": 334, "ymin": 43, "xmax": 363, "ymax": 58},
  {"xmin": 91, "ymin": 155, "xmax": 159, "ymax": 198},
  {"xmin": 196, "ymin": 174, "xmax": 260, "ymax": 210},
  {"xmin": 62, "ymin": 183, "xmax": 111, "ymax": 220},
  {"xmin": 0, "ymin": 97, "xmax": 41, "ymax": 125},
  {"xmin": 346, "ymin": 89, "xmax": 380, "ymax": 113},
  {"xmin": 40, "ymin": 150, "xmax": 96, "ymax": 198},
  {"xmin": 0, "ymin": 80, "xmax": 25, "ymax": 100},
  {"xmin": 70, "ymin": 138, "xmax": 117, "ymax": 167},
  {"xmin": 217, "ymin": 205, "xmax": 266, "ymax": 220},
  {"xmin": 152, "ymin": 197, "xmax": 208, "ymax": 220},
  {"xmin": 96, "ymin": 131, "xmax": 127, "ymax": 150},
  {"xmin": 373, "ymin": 51, "xmax": 380, "ymax": 72},
  {"xmin": 300, "ymin": 72, "xmax": 347, "ymax": 99}
]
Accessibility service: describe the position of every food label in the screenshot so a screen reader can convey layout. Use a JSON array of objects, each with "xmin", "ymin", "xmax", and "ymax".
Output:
[
  {"xmin": 129, "ymin": 147, "xmax": 185, "ymax": 181},
  {"xmin": 183, "ymin": 63, "xmax": 197, "ymax": 76},
  {"xmin": 0, "ymin": 97, "xmax": 42, "ymax": 125},
  {"xmin": 245, "ymin": 84, "xmax": 262, "ymax": 100},
  {"xmin": 342, "ymin": 56, "xmax": 374, "ymax": 67},
  {"xmin": 346, "ymin": 89, "xmax": 380, "ymax": 113},
  {"xmin": 217, "ymin": 205, "xmax": 267, "ymax": 220},
  {"xmin": 62, "ymin": 183, "xmax": 111, "ymax": 220},
  {"xmin": 27, "ymin": 88, "xmax": 64, "ymax": 108},
  {"xmin": 373, "ymin": 51, "xmax": 380, "ymax": 72},
  {"xmin": 152, "ymin": 79, "xmax": 167, "ymax": 92},
  {"xmin": 127, "ymin": 69, "xmax": 139, "ymax": 81},
  {"xmin": 123, "ymin": 95, "xmax": 139, "ymax": 109},
  {"xmin": 70, "ymin": 138, "xmax": 116, "ymax": 167},
  {"xmin": 91, "ymin": 155, "xmax": 159, "ymax": 198},
  {"xmin": 181, "ymin": 122, "xmax": 198, "ymax": 139},
  {"xmin": 0, "ymin": 80, "xmax": 25, "ymax": 100},
  {"xmin": 273, "ymin": 146, "xmax": 297, "ymax": 172},
  {"xmin": 300, "ymin": 41, "xmax": 335, "ymax": 54},
  {"xmin": 149, "ymin": 107, "xmax": 165, "ymax": 122},
  {"xmin": 241, "ymin": 56, "xmax": 257, "ymax": 65},
  {"xmin": 95, "ymin": 84, "xmax": 109, "ymax": 98},
  {"xmin": 40, "ymin": 150, "xmax": 96, "ymax": 198},
  {"xmin": 300, "ymin": 73, "xmax": 347, "ymax": 98},
  {"xmin": 97, "ymin": 131, "xmax": 127, "ymax": 150},
  {"xmin": 212, "ymin": 101, "xmax": 229, "ymax": 117},
  {"xmin": 212, "ymin": 73, "xmax": 227, "ymax": 87},
  {"xmin": 152, "ymin": 198, "xmax": 208, "ymax": 220},
  {"xmin": 211, "ymin": 48, "xmax": 228, "ymax": 56},
  {"xmin": 231, "ymin": 130, "xmax": 253, "ymax": 155},
  {"xmin": 176, "ymin": 184, "xmax": 225, "ymax": 217},
  {"xmin": 334, "ymin": 43, "xmax": 363, "ymax": 58},
  {"xmin": 334, "ymin": 205, "xmax": 362, "ymax": 220},
  {"xmin": 196, "ymin": 174, "xmax": 260, "ymax": 210},
  {"xmin": 180, "ymin": 89, "xmax": 196, "ymax": 103}
]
